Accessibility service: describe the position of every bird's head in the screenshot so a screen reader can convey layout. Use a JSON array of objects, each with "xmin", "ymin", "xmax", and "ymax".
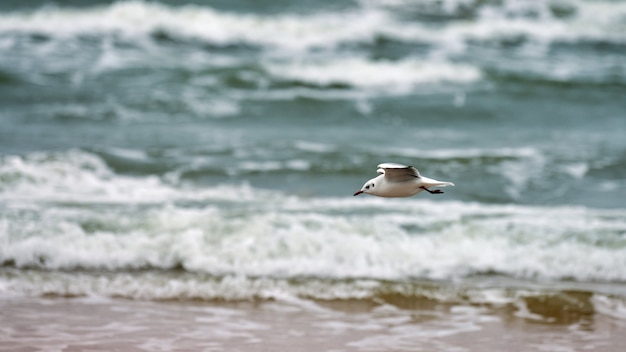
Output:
[{"xmin": 353, "ymin": 178, "xmax": 377, "ymax": 196}]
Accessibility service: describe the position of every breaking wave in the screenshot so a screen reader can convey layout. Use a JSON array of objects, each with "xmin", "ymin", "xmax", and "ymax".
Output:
[{"xmin": 1, "ymin": 150, "xmax": 626, "ymax": 283}]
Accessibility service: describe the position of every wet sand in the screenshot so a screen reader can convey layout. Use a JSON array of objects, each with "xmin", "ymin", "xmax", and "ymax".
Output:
[{"xmin": 1, "ymin": 296, "xmax": 625, "ymax": 352}]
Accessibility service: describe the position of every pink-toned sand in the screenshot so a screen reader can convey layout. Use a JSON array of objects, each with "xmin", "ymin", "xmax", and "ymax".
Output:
[{"xmin": 2, "ymin": 296, "xmax": 625, "ymax": 351}]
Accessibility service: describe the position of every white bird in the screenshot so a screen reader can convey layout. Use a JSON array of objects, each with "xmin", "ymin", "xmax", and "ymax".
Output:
[{"xmin": 353, "ymin": 163, "xmax": 454, "ymax": 197}]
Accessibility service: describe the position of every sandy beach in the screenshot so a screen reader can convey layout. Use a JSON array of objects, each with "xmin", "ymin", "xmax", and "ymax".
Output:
[
  {"xmin": 2, "ymin": 1, "xmax": 626, "ymax": 351},
  {"xmin": 2, "ymin": 294, "xmax": 625, "ymax": 352}
]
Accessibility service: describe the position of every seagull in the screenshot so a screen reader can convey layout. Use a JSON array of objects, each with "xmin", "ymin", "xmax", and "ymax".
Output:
[{"xmin": 353, "ymin": 163, "xmax": 454, "ymax": 197}]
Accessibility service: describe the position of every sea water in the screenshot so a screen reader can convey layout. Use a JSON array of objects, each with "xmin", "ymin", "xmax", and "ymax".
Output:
[{"xmin": 1, "ymin": 0, "xmax": 626, "ymax": 350}]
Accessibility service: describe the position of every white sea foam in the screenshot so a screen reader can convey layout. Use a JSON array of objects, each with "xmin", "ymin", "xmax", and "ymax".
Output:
[
  {"xmin": 1, "ymin": 0, "xmax": 623, "ymax": 51},
  {"xmin": 1, "ymin": 0, "xmax": 623, "ymax": 94},
  {"xmin": 0, "ymin": 150, "xmax": 176, "ymax": 203},
  {"xmin": 398, "ymin": 0, "xmax": 626, "ymax": 44},
  {"xmin": 0, "ymin": 150, "xmax": 260, "ymax": 204},
  {"xmin": 265, "ymin": 57, "xmax": 482, "ymax": 92},
  {"xmin": 1, "ymin": 150, "xmax": 626, "ymax": 284},
  {"xmin": 592, "ymin": 294, "xmax": 626, "ymax": 321},
  {"xmin": 0, "ymin": 1, "xmax": 387, "ymax": 51}
]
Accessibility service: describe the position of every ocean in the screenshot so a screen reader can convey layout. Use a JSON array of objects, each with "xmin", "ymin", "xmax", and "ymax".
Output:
[{"xmin": 1, "ymin": 0, "xmax": 626, "ymax": 351}]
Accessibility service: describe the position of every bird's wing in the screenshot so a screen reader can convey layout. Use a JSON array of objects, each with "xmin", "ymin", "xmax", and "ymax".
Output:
[{"xmin": 377, "ymin": 163, "xmax": 421, "ymax": 182}]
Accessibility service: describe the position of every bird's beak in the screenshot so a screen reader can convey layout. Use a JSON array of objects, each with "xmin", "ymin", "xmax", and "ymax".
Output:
[{"xmin": 353, "ymin": 190, "xmax": 364, "ymax": 196}]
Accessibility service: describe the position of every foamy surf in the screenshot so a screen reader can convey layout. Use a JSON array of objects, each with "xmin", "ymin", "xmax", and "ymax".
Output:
[
  {"xmin": 1, "ymin": 150, "xmax": 625, "ymax": 283},
  {"xmin": 2, "ymin": 270, "xmax": 626, "ymax": 325},
  {"xmin": 2, "ymin": 0, "xmax": 625, "ymax": 113},
  {"xmin": 2, "ymin": 1, "xmax": 625, "ymax": 47},
  {"xmin": 2, "ymin": 1, "xmax": 626, "ymax": 350},
  {"xmin": 0, "ymin": 1, "xmax": 387, "ymax": 50},
  {"xmin": 265, "ymin": 58, "xmax": 481, "ymax": 93}
]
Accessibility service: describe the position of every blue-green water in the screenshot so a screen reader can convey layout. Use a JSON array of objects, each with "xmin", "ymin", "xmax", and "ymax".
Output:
[{"xmin": 1, "ymin": 0, "xmax": 626, "ymax": 326}]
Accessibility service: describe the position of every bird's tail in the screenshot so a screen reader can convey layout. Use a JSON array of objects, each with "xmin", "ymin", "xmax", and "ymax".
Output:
[
  {"xmin": 430, "ymin": 181, "xmax": 454, "ymax": 187},
  {"xmin": 421, "ymin": 177, "xmax": 455, "ymax": 188}
]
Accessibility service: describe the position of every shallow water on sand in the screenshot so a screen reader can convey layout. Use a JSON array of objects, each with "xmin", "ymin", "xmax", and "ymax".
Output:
[
  {"xmin": 2, "ymin": 295, "xmax": 625, "ymax": 352},
  {"xmin": 1, "ymin": 0, "xmax": 626, "ymax": 350}
]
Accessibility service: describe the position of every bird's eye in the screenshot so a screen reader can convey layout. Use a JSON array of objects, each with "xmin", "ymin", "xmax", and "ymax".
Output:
[{"xmin": 366, "ymin": 185, "xmax": 370, "ymax": 189}]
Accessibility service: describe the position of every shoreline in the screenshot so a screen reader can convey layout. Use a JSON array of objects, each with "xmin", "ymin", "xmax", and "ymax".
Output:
[{"xmin": 2, "ymin": 295, "xmax": 625, "ymax": 351}]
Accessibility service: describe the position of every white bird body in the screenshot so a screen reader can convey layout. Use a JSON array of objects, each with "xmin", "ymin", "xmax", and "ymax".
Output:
[{"xmin": 354, "ymin": 163, "xmax": 454, "ymax": 198}]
